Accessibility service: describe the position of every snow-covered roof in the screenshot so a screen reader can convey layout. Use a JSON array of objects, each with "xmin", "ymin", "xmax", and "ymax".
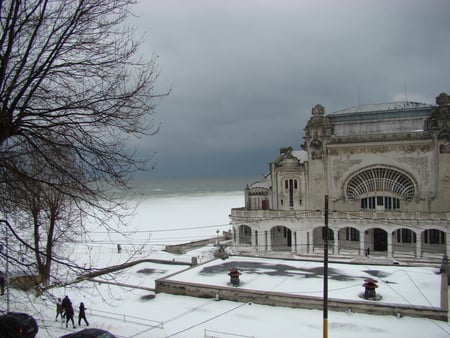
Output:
[
  {"xmin": 291, "ymin": 150, "xmax": 308, "ymax": 163},
  {"xmin": 331, "ymin": 101, "xmax": 435, "ymax": 116},
  {"xmin": 248, "ymin": 174, "xmax": 271, "ymax": 190}
]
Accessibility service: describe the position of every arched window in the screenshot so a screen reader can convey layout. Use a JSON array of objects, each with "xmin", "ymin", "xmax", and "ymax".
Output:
[
  {"xmin": 239, "ymin": 225, "xmax": 252, "ymax": 245},
  {"xmin": 396, "ymin": 229, "xmax": 416, "ymax": 243},
  {"xmin": 346, "ymin": 167, "xmax": 416, "ymax": 206},
  {"xmin": 284, "ymin": 179, "xmax": 298, "ymax": 208},
  {"xmin": 424, "ymin": 229, "xmax": 445, "ymax": 244}
]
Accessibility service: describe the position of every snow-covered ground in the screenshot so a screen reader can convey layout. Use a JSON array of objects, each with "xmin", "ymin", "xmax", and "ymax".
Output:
[
  {"xmin": 3, "ymin": 189, "xmax": 450, "ymax": 337},
  {"xmin": 8, "ymin": 246, "xmax": 450, "ymax": 338}
]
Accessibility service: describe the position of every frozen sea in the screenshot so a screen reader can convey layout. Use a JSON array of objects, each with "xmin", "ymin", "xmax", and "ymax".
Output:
[{"xmin": 74, "ymin": 177, "xmax": 250, "ymax": 268}]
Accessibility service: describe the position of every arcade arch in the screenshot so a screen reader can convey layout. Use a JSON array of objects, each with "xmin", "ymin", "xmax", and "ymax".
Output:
[
  {"xmin": 312, "ymin": 226, "xmax": 335, "ymax": 252},
  {"xmin": 338, "ymin": 227, "xmax": 360, "ymax": 251},
  {"xmin": 421, "ymin": 229, "xmax": 446, "ymax": 256},
  {"xmin": 270, "ymin": 225, "xmax": 292, "ymax": 251}
]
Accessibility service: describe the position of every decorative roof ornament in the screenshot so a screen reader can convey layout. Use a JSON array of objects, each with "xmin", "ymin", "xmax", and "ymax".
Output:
[{"xmin": 312, "ymin": 104, "xmax": 325, "ymax": 117}]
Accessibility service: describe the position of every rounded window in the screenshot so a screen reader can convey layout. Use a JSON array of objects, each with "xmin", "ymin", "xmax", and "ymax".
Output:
[{"xmin": 346, "ymin": 167, "xmax": 415, "ymax": 202}]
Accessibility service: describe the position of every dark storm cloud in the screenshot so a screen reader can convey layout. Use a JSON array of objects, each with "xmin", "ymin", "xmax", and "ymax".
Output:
[{"xmin": 130, "ymin": 0, "xmax": 450, "ymax": 178}]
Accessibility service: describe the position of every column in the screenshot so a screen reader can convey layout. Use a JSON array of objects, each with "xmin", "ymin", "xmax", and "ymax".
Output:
[
  {"xmin": 306, "ymin": 231, "xmax": 310, "ymax": 254},
  {"xmin": 266, "ymin": 230, "xmax": 271, "ymax": 252},
  {"xmin": 416, "ymin": 233, "xmax": 422, "ymax": 258},
  {"xmin": 291, "ymin": 231, "xmax": 297, "ymax": 253},
  {"xmin": 334, "ymin": 229, "xmax": 339, "ymax": 255},
  {"xmin": 264, "ymin": 230, "xmax": 268, "ymax": 252},
  {"xmin": 360, "ymin": 229, "xmax": 365, "ymax": 256},
  {"xmin": 251, "ymin": 229, "xmax": 255, "ymax": 248},
  {"xmin": 387, "ymin": 231, "xmax": 393, "ymax": 257}
]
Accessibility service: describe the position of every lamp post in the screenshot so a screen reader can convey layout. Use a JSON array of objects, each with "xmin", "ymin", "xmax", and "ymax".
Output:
[{"xmin": 323, "ymin": 195, "xmax": 329, "ymax": 338}]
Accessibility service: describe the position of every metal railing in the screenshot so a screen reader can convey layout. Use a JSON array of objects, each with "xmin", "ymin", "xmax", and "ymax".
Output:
[
  {"xmin": 88, "ymin": 307, "xmax": 163, "ymax": 329},
  {"xmin": 230, "ymin": 208, "xmax": 450, "ymax": 221},
  {"xmin": 204, "ymin": 329, "xmax": 256, "ymax": 338}
]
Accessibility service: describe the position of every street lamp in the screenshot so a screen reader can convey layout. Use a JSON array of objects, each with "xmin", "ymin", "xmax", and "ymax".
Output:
[{"xmin": 323, "ymin": 196, "xmax": 329, "ymax": 338}]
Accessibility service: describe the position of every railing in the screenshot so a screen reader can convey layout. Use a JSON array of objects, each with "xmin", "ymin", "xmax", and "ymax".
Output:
[
  {"xmin": 204, "ymin": 329, "xmax": 256, "ymax": 338},
  {"xmin": 230, "ymin": 208, "xmax": 450, "ymax": 221},
  {"xmin": 88, "ymin": 307, "xmax": 163, "ymax": 329},
  {"xmin": 230, "ymin": 208, "xmax": 323, "ymax": 220}
]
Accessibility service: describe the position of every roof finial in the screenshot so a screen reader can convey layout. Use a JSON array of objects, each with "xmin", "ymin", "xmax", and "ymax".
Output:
[{"xmin": 312, "ymin": 104, "xmax": 325, "ymax": 116}]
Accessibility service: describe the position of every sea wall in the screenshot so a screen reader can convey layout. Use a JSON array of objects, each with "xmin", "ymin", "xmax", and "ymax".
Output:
[{"xmin": 165, "ymin": 232, "xmax": 231, "ymax": 254}]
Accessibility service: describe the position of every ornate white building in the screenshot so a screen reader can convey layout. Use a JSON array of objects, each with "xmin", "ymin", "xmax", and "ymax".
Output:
[{"xmin": 230, "ymin": 92, "xmax": 450, "ymax": 260}]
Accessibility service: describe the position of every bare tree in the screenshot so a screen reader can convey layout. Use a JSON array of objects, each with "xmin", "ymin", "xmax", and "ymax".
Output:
[
  {"xmin": 0, "ymin": 140, "xmax": 131, "ymax": 290},
  {"xmin": 0, "ymin": 0, "xmax": 160, "ymax": 198},
  {"xmin": 6, "ymin": 155, "xmax": 82, "ymax": 288},
  {"xmin": 0, "ymin": 0, "xmax": 162, "ymax": 290}
]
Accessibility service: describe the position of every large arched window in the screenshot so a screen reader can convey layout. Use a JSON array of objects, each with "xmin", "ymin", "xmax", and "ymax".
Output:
[{"xmin": 345, "ymin": 167, "xmax": 416, "ymax": 211}]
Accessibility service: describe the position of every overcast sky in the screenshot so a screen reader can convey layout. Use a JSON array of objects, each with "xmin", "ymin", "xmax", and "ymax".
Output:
[{"xmin": 129, "ymin": 0, "xmax": 450, "ymax": 179}]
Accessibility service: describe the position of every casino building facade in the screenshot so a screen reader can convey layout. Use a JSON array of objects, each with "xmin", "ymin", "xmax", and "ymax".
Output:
[{"xmin": 230, "ymin": 92, "xmax": 450, "ymax": 259}]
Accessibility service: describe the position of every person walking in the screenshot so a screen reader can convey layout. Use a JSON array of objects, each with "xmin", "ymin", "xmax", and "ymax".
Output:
[
  {"xmin": 65, "ymin": 302, "xmax": 75, "ymax": 329},
  {"xmin": 78, "ymin": 302, "xmax": 89, "ymax": 326},
  {"xmin": 62, "ymin": 296, "xmax": 75, "ymax": 329},
  {"xmin": 55, "ymin": 298, "xmax": 65, "ymax": 321},
  {"xmin": 61, "ymin": 295, "xmax": 71, "ymax": 310}
]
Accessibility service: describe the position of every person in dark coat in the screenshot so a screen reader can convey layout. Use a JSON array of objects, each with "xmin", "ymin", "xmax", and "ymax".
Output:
[
  {"xmin": 61, "ymin": 295, "xmax": 71, "ymax": 310},
  {"xmin": 62, "ymin": 296, "xmax": 75, "ymax": 328},
  {"xmin": 55, "ymin": 298, "xmax": 65, "ymax": 320},
  {"xmin": 78, "ymin": 302, "xmax": 89, "ymax": 326}
]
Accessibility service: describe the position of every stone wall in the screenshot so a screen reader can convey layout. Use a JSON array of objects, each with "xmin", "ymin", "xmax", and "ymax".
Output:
[
  {"xmin": 165, "ymin": 233, "xmax": 230, "ymax": 254},
  {"xmin": 155, "ymin": 273, "xmax": 448, "ymax": 322}
]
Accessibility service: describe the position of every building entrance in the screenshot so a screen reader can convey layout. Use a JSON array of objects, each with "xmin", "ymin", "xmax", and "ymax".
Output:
[{"xmin": 373, "ymin": 228, "xmax": 387, "ymax": 251}]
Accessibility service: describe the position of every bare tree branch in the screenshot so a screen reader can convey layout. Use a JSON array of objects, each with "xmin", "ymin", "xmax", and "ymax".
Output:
[{"xmin": 0, "ymin": 0, "xmax": 165, "ymax": 294}]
